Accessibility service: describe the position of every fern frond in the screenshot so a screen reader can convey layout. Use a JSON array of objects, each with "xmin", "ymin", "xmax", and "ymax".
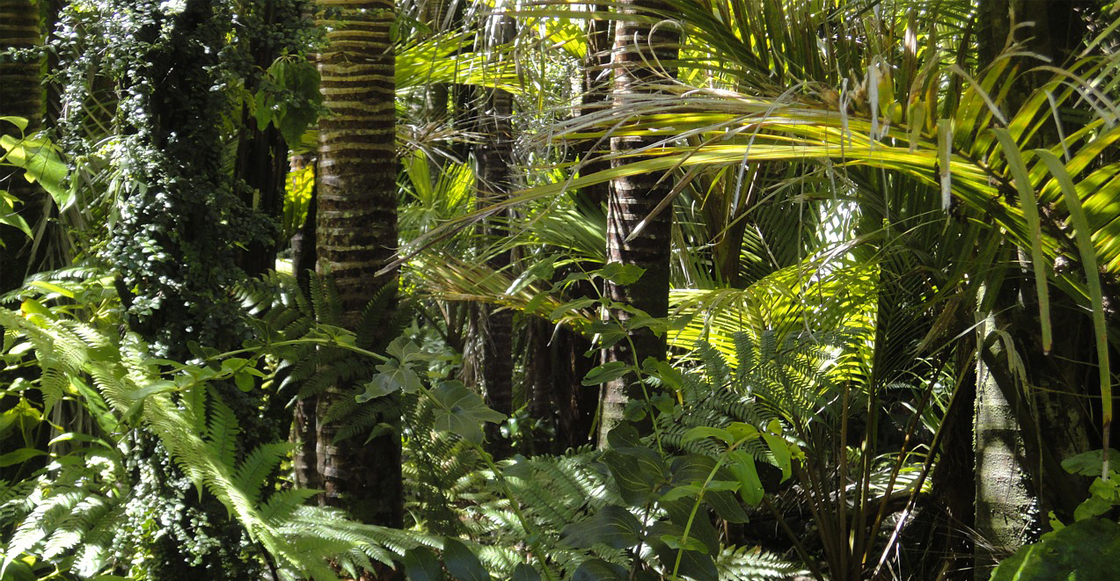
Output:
[
  {"xmin": 206, "ymin": 387, "xmax": 240, "ymax": 469},
  {"xmin": 716, "ymin": 544, "xmax": 807, "ymax": 581},
  {"xmin": 234, "ymin": 443, "xmax": 296, "ymax": 502}
]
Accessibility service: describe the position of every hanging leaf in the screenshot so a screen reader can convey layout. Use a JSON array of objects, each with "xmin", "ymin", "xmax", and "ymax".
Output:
[
  {"xmin": 442, "ymin": 538, "xmax": 490, "ymax": 581},
  {"xmin": 682, "ymin": 426, "xmax": 735, "ymax": 446},
  {"xmin": 728, "ymin": 450, "xmax": 764, "ymax": 506},
  {"xmin": 990, "ymin": 519, "xmax": 1120, "ymax": 581},
  {"xmin": 597, "ymin": 263, "xmax": 646, "ymax": 285},
  {"xmin": 511, "ymin": 564, "xmax": 540, "ymax": 581},
  {"xmin": 430, "ymin": 381, "xmax": 506, "ymax": 444},
  {"xmin": 669, "ymin": 455, "xmax": 748, "ymax": 523},
  {"xmin": 1061, "ymin": 449, "xmax": 1120, "ymax": 477},
  {"xmin": 600, "ymin": 446, "xmax": 670, "ymax": 506},
  {"xmin": 571, "ymin": 559, "xmax": 628, "ymax": 581},
  {"xmin": 0, "ymin": 135, "xmax": 70, "ymax": 209},
  {"xmin": 560, "ymin": 505, "xmax": 643, "ymax": 550},
  {"xmin": 403, "ymin": 546, "xmax": 444, "ymax": 581},
  {"xmin": 582, "ymin": 361, "xmax": 631, "ymax": 386}
]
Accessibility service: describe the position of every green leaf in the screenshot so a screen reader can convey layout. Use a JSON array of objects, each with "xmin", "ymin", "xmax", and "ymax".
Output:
[
  {"xmin": 0, "ymin": 190, "xmax": 32, "ymax": 240},
  {"xmin": 669, "ymin": 455, "xmax": 748, "ymax": 523},
  {"xmin": 993, "ymin": 129, "xmax": 1051, "ymax": 352},
  {"xmin": 560, "ymin": 504, "xmax": 643, "ymax": 550},
  {"xmin": 126, "ymin": 380, "xmax": 178, "ymax": 401},
  {"xmin": 234, "ymin": 370, "xmax": 254, "ymax": 392},
  {"xmin": 511, "ymin": 564, "xmax": 540, "ymax": 581},
  {"xmin": 659, "ymin": 484, "xmax": 702, "ymax": 502},
  {"xmin": 1036, "ymin": 149, "xmax": 1113, "ymax": 449},
  {"xmin": 600, "ymin": 446, "xmax": 670, "ymax": 506},
  {"xmin": 766, "ymin": 423, "xmax": 792, "ymax": 481},
  {"xmin": 549, "ymin": 297, "xmax": 598, "ymax": 320},
  {"xmin": 571, "ymin": 559, "xmax": 628, "ymax": 581},
  {"xmin": 659, "ymin": 533, "xmax": 708, "ymax": 554},
  {"xmin": 360, "ymin": 361, "xmax": 422, "ymax": 401},
  {"xmin": 431, "ymin": 381, "xmax": 506, "ymax": 444},
  {"xmin": 990, "ymin": 518, "xmax": 1120, "ymax": 581},
  {"xmin": 0, "ymin": 135, "xmax": 70, "ymax": 209},
  {"xmin": 0, "ymin": 447, "xmax": 45, "ymax": 468},
  {"xmin": 597, "ymin": 263, "xmax": 646, "ymax": 285},
  {"xmin": 682, "ymin": 426, "xmax": 735, "ymax": 446},
  {"xmin": 1, "ymin": 116, "xmax": 29, "ymax": 132},
  {"xmin": 442, "ymin": 538, "xmax": 490, "ymax": 581},
  {"xmin": 647, "ymin": 520, "xmax": 719, "ymax": 581},
  {"xmin": 403, "ymin": 546, "xmax": 444, "ymax": 581},
  {"xmin": 1061, "ymin": 449, "xmax": 1120, "ymax": 477},
  {"xmin": 581, "ymin": 361, "xmax": 631, "ymax": 386},
  {"xmin": 727, "ymin": 422, "xmax": 760, "ymax": 443},
  {"xmin": 728, "ymin": 450, "xmax": 764, "ymax": 506},
  {"xmin": 263, "ymin": 58, "xmax": 323, "ymax": 145},
  {"xmin": 387, "ymin": 336, "xmax": 423, "ymax": 363}
]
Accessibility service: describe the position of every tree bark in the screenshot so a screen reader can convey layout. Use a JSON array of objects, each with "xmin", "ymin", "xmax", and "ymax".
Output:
[
  {"xmin": 599, "ymin": 0, "xmax": 678, "ymax": 446},
  {"xmin": 315, "ymin": 0, "xmax": 402, "ymax": 527},
  {"xmin": 476, "ymin": 3, "xmax": 516, "ymax": 459},
  {"xmin": 0, "ymin": 0, "xmax": 43, "ymax": 293}
]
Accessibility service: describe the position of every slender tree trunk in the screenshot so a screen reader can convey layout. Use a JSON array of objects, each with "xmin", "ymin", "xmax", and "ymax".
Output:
[
  {"xmin": 475, "ymin": 2, "xmax": 516, "ymax": 459},
  {"xmin": 969, "ymin": 6, "xmax": 1098, "ymax": 578},
  {"xmin": 0, "ymin": 0, "xmax": 43, "ymax": 293},
  {"xmin": 599, "ymin": 0, "xmax": 678, "ymax": 446},
  {"xmin": 315, "ymin": 0, "xmax": 402, "ymax": 528},
  {"xmin": 973, "ymin": 300, "xmax": 1036, "ymax": 579}
]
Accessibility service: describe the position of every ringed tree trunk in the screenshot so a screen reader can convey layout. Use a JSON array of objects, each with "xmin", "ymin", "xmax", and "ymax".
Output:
[
  {"xmin": 0, "ymin": 0, "xmax": 43, "ymax": 293},
  {"xmin": 476, "ymin": 2, "xmax": 516, "ymax": 459},
  {"xmin": 315, "ymin": 0, "xmax": 403, "ymax": 528},
  {"xmin": 599, "ymin": 0, "xmax": 679, "ymax": 446}
]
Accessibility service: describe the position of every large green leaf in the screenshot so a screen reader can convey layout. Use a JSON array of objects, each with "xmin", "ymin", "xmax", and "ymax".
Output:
[
  {"xmin": 560, "ymin": 505, "xmax": 643, "ymax": 550},
  {"xmin": 990, "ymin": 518, "xmax": 1120, "ymax": 581},
  {"xmin": 403, "ymin": 546, "xmax": 445, "ymax": 581},
  {"xmin": 600, "ymin": 446, "xmax": 671, "ymax": 506},
  {"xmin": 430, "ymin": 381, "xmax": 506, "ymax": 444},
  {"xmin": 442, "ymin": 538, "xmax": 490, "ymax": 581}
]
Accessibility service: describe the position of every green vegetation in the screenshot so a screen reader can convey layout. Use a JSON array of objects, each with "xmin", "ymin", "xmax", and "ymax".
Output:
[{"xmin": 2, "ymin": 1, "xmax": 1119, "ymax": 580}]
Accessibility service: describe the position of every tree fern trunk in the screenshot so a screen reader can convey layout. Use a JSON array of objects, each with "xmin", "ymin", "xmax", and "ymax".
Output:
[
  {"xmin": 0, "ymin": 0, "xmax": 43, "ymax": 293},
  {"xmin": 315, "ymin": 0, "xmax": 402, "ymax": 527},
  {"xmin": 599, "ymin": 0, "xmax": 678, "ymax": 446}
]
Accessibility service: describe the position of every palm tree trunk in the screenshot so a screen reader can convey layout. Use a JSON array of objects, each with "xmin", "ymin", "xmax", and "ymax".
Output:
[
  {"xmin": 315, "ymin": 0, "xmax": 402, "ymax": 527},
  {"xmin": 599, "ymin": 0, "xmax": 678, "ymax": 446},
  {"xmin": 476, "ymin": 3, "xmax": 516, "ymax": 459},
  {"xmin": 0, "ymin": 0, "xmax": 43, "ymax": 293}
]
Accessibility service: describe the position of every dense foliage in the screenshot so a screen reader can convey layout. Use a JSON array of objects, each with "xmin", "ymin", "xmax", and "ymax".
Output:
[{"xmin": 2, "ymin": 1, "xmax": 1120, "ymax": 581}]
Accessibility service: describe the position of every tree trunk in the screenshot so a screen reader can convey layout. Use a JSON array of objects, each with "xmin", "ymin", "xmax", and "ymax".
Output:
[
  {"xmin": 599, "ymin": 0, "xmax": 678, "ymax": 446},
  {"xmin": 973, "ymin": 304, "xmax": 1037, "ymax": 579},
  {"xmin": 315, "ymin": 0, "xmax": 402, "ymax": 527},
  {"xmin": 0, "ymin": 0, "xmax": 43, "ymax": 293},
  {"xmin": 476, "ymin": 3, "xmax": 516, "ymax": 459}
]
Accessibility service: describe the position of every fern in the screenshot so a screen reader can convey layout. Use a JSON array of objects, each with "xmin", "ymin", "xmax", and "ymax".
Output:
[
  {"xmin": 716, "ymin": 545, "xmax": 807, "ymax": 581},
  {"xmin": 0, "ymin": 272, "xmax": 435, "ymax": 580}
]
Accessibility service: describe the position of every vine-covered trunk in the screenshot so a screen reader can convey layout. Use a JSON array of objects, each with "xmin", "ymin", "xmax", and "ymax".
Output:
[
  {"xmin": 599, "ymin": 0, "xmax": 678, "ymax": 446},
  {"xmin": 0, "ymin": 0, "xmax": 43, "ymax": 293},
  {"xmin": 314, "ymin": 0, "xmax": 402, "ymax": 528}
]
